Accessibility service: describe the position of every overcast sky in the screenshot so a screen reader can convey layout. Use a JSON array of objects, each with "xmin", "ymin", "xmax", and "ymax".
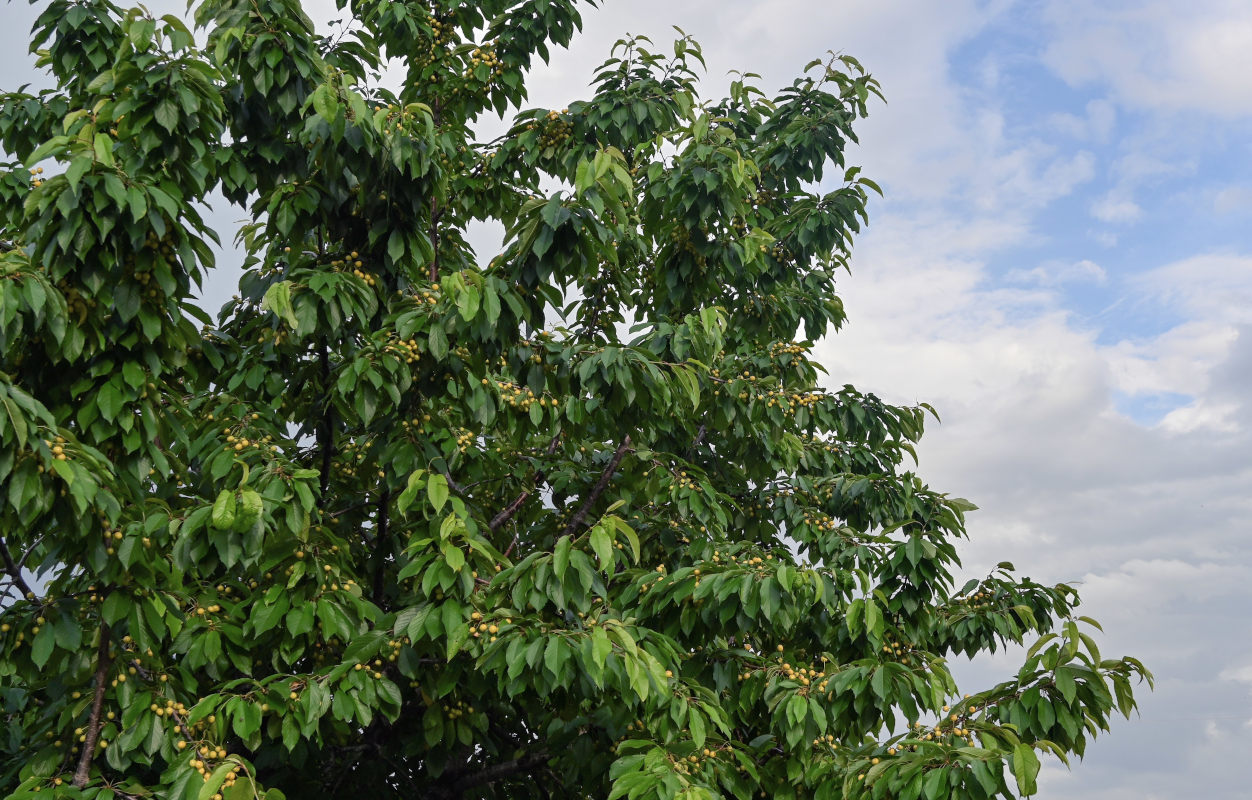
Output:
[{"xmin": 5, "ymin": 0, "xmax": 1252, "ymax": 796}]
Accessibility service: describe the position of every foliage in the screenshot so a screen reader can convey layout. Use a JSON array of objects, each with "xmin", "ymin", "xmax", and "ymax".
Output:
[{"xmin": 0, "ymin": 0, "xmax": 1151, "ymax": 797}]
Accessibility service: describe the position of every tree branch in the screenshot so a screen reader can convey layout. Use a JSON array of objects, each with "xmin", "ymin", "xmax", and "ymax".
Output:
[
  {"xmin": 0, "ymin": 535, "xmax": 35, "ymax": 599},
  {"xmin": 561, "ymin": 436, "xmax": 632, "ymax": 538},
  {"xmin": 327, "ymin": 500, "xmax": 371, "ymax": 519},
  {"xmin": 371, "ymin": 488, "xmax": 390, "ymax": 608},
  {"xmin": 490, "ymin": 491, "xmax": 534, "ymax": 534},
  {"xmin": 429, "ymin": 98, "xmax": 443, "ymax": 283},
  {"xmin": 73, "ymin": 622, "xmax": 112, "ymax": 788},
  {"xmin": 436, "ymin": 751, "xmax": 551, "ymax": 798},
  {"xmin": 317, "ymin": 342, "xmax": 334, "ymax": 505},
  {"xmin": 489, "ymin": 435, "xmax": 561, "ymax": 533},
  {"xmin": 15, "ymin": 532, "xmax": 47, "ymax": 573},
  {"xmin": 429, "ymin": 200, "xmax": 442, "ymax": 283},
  {"xmin": 690, "ymin": 423, "xmax": 707, "ymax": 451}
]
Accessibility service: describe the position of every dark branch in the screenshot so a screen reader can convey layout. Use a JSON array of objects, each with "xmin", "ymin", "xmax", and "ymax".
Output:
[
  {"xmin": 371, "ymin": 488, "xmax": 390, "ymax": 608},
  {"xmin": 317, "ymin": 342, "xmax": 334, "ymax": 505},
  {"xmin": 436, "ymin": 751, "xmax": 551, "ymax": 798},
  {"xmin": 327, "ymin": 500, "xmax": 371, "ymax": 518},
  {"xmin": 14, "ymin": 532, "xmax": 47, "ymax": 573},
  {"xmin": 439, "ymin": 469, "xmax": 466, "ymax": 496},
  {"xmin": 561, "ymin": 436, "xmax": 632, "ymax": 538},
  {"xmin": 429, "ymin": 98, "xmax": 443, "ymax": 283},
  {"xmin": 490, "ymin": 491, "xmax": 533, "ymax": 534},
  {"xmin": 0, "ymin": 536, "xmax": 35, "ymax": 599},
  {"xmin": 73, "ymin": 622, "xmax": 112, "ymax": 788},
  {"xmin": 430, "ymin": 199, "xmax": 443, "ymax": 283},
  {"xmin": 690, "ymin": 423, "xmax": 707, "ymax": 451},
  {"xmin": 489, "ymin": 435, "xmax": 561, "ymax": 533}
]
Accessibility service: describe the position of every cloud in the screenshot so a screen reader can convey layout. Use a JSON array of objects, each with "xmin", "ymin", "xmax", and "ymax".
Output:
[
  {"xmin": 1214, "ymin": 186, "xmax": 1252, "ymax": 215},
  {"xmin": 818, "ymin": 158, "xmax": 1252, "ymax": 792},
  {"xmin": 1078, "ymin": 559, "xmax": 1252, "ymax": 621},
  {"xmin": 1134, "ymin": 253, "xmax": 1252, "ymax": 324},
  {"xmin": 1008, "ymin": 259, "xmax": 1108, "ymax": 287},
  {"xmin": 1042, "ymin": 0, "xmax": 1252, "ymax": 117},
  {"xmin": 1091, "ymin": 193, "xmax": 1143, "ymax": 223},
  {"xmin": 1047, "ymin": 99, "xmax": 1117, "ymax": 142}
]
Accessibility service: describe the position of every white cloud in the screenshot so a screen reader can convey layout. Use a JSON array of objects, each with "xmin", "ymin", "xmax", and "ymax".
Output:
[
  {"xmin": 1103, "ymin": 321, "xmax": 1236, "ymax": 397},
  {"xmin": 1134, "ymin": 253, "xmax": 1252, "ymax": 324},
  {"xmin": 1043, "ymin": 0, "xmax": 1252, "ymax": 117},
  {"xmin": 1211, "ymin": 185, "xmax": 1252, "ymax": 214},
  {"xmin": 1214, "ymin": 186, "xmax": 1252, "ymax": 215},
  {"xmin": 1008, "ymin": 258, "xmax": 1107, "ymax": 287},
  {"xmin": 1219, "ymin": 663, "xmax": 1252, "ymax": 687},
  {"xmin": 1091, "ymin": 192, "xmax": 1143, "ymax": 223},
  {"xmin": 1048, "ymin": 99, "xmax": 1117, "ymax": 142},
  {"xmin": 1078, "ymin": 559, "xmax": 1252, "ymax": 617},
  {"xmin": 820, "ymin": 199, "xmax": 1252, "ymax": 795},
  {"xmin": 1158, "ymin": 399, "xmax": 1242, "ymax": 433}
]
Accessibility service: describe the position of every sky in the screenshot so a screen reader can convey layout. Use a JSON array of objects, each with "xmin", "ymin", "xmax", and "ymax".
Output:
[{"xmin": 5, "ymin": 0, "xmax": 1252, "ymax": 797}]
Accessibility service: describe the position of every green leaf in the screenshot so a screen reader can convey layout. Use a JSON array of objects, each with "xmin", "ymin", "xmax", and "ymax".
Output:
[
  {"xmin": 428, "ymin": 325, "xmax": 448, "ymax": 360},
  {"xmin": 553, "ymin": 535, "xmax": 572, "ymax": 581},
  {"xmin": 262, "ymin": 281, "xmax": 299, "ymax": 329},
  {"xmin": 786, "ymin": 694, "xmax": 807, "ymax": 727},
  {"xmin": 25, "ymin": 135, "xmax": 68, "ymax": 165},
  {"xmin": 93, "ymin": 133, "xmax": 115, "ymax": 167},
  {"xmin": 198, "ymin": 760, "xmax": 238, "ymax": 800},
  {"xmin": 689, "ymin": 710, "xmax": 706, "ymax": 750},
  {"xmin": 427, "ymin": 473, "xmax": 449, "ymax": 513},
  {"xmin": 53, "ymin": 613, "xmax": 82, "ymax": 651},
  {"xmin": 865, "ymin": 599, "xmax": 883, "ymax": 641},
  {"xmin": 445, "ymin": 616, "xmax": 469, "ymax": 661},
  {"xmin": 1012, "ymin": 743, "xmax": 1040, "ymax": 796},
  {"xmin": 443, "ymin": 543, "xmax": 465, "ymax": 572},
  {"xmin": 589, "ymin": 524, "xmax": 613, "ymax": 571},
  {"xmin": 97, "ymin": 383, "xmax": 124, "ymax": 421},
  {"xmin": 311, "ymin": 84, "xmax": 340, "ymax": 122},
  {"xmin": 153, "ymin": 100, "xmax": 178, "ymax": 133},
  {"xmin": 31, "ymin": 624, "xmax": 56, "ymax": 668},
  {"xmin": 211, "ymin": 490, "xmax": 237, "ymax": 531},
  {"xmin": 102, "ymin": 593, "xmax": 130, "ymax": 625},
  {"xmin": 1054, "ymin": 666, "xmax": 1076, "ymax": 704},
  {"xmin": 590, "ymin": 626, "xmax": 611, "ymax": 668},
  {"xmin": 387, "ymin": 229, "xmax": 405, "ymax": 265},
  {"xmin": 543, "ymin": 636, "xmax": 566, "ymax": 680},
  {"xmin": 612, "ymin": 517, "xmax": 640, "ymax": 564},
  {"xmin": 236, "ymin": 489, "xmax": 264, "ymax": 531},
  {"xmin": 396, "ymin": 469, "xmax": 427, "ymax": 512},
  {"xmin": 456, "ymin": 285, "xmax": 481, "ymax": 321},
  {"xmin": 232, "ymin": 700, "xmax": 262, "ymax": 740}
]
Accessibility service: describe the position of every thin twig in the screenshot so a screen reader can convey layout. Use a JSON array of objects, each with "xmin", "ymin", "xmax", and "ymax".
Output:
[
  {"xmin": 168, "ymin": 708, "xmax": 195, "ymax": 743},
  {"xmin": 73, "ymin": 622, "xmax": 112, "ymax": 788},
  {"xmin": 327, "ymin": 500, "xmax": 371, "ymax": 518},
  {"xmin": 439, "ymin": 470, "xmax": 466, "ymax": 496},
  {"xmin": 489, "ymin": 436, "xmax": 561, "ymax": 533},
  {"xmin": 690, "ymin": 424, "xmax": 707, "ymax": 450},
  {"xmin": 561, "ymin": 436, "xmax": 632, "ymax": 538},
  {"xmin": 502, "ymin": 533, "xmax": 520, "ymax": 560},
  {"xmin": 15, "ymin": 532, "xmax": 48, "ymax": 572},
  {"xmin": 128, "ymin": 658, "xmax": 153, "ymax": 681},
  {"xmin": 0, "ymin": 536, "xmax": 35, "ymax": 599}
]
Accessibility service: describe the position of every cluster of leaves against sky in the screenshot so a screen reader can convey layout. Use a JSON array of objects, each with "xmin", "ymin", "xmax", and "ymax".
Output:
[{"xmin": 0, "ymin": 0, "xmax": 1151, "ymax": 798}]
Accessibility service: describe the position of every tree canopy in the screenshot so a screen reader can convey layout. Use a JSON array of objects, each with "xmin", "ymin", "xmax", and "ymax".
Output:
[{"xmin": 0, "ymin": 0, "xmax": 1150, "ymax": 798}]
